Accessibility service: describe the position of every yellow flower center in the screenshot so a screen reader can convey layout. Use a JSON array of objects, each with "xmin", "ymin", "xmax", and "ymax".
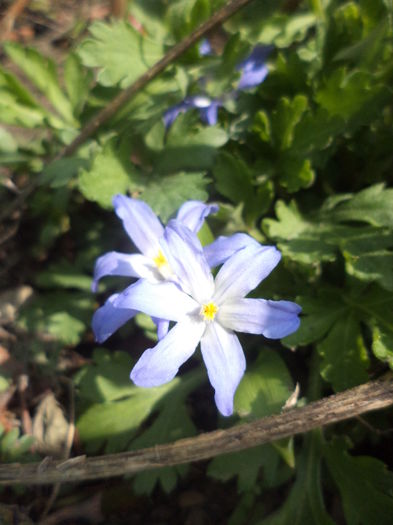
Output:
[
  {"xmin": 153, "ymin": 250, "xmax": 168, "ymax": 269},
  {"xmin": 201, "ymin": 302, "xmax": 218, "ymax": 322}
]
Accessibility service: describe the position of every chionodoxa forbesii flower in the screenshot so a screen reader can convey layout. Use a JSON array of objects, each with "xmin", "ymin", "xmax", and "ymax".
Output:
[
  {"xmin": 91, "ymin": 195, "xmax": 218, "ymax": 341},
  {"xmin": 108, "ymin": 221, "xmax": 301, "ymax": 417}
]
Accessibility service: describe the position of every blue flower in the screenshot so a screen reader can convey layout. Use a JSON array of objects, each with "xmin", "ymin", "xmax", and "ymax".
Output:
[
  {"xmin": 163, "ymin": 44, "xmax": 272, "ymax": 128},
  {"xmin": 92, "ymin": 196, "xmax": 218, "ymax": 342},
  {"xmin": 163, "ymin": 95, "xmax": 222, "ymax": 128},
  {"xmin": 236, "ymin": 45, "xmax": 273, "ymax": 90},
  {"xmin": 110, "ymin": 221, "xmax": 301, "ymax": 416},
  {"xmin": 199, "ymin": 38, "xmax": 213, "ymax": 56}
]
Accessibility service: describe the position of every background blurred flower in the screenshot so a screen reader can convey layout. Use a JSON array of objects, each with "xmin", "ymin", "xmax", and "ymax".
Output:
[
  {"xmin": 163, "ymin": 43, "xmax": 272, "ymax": 128},
  {"xmin": 163, "ymin": 95, "xmax": 222, "ymax": 128},
  {"xmin": 236, "ymin": 44, "xmax": 273, "ymax": 90}
]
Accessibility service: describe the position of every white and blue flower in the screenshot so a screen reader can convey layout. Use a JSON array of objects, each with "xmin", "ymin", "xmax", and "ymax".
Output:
[
  {"xmin": 92, "ymin": 195, "xmax": 218, "ymax": 342},
  {"xmin": 107, "ymin": 221, "xmax": 301, "ymax": 416}
]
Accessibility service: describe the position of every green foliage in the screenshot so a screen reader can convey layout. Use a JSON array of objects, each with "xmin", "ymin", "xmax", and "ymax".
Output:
[
  {"xmin": 18, "ymin": 292, "xmax": 93, "ymax": 345},
  {"xmin": 2, "ymin": 0, "xmax": 393, "ymax": 517},
  {"xmin": 75, "ymin": 349, "xmax": 203, "ymax": 461},
  {"xmin": 4, "ymin": 43, "xmax": 78, "ymax": 126},
  {"xmin": 78, "ymin": 21, "xmax": 164, "ymax": 88},
  {"xmin": 0, "ymin": 426, "xmax": 35, "ymax": 463},
  {"xmin": 78, "ymin": 139, "xmax": 142, "ymax": 208},
  {"xmin": 324, "ymin": 438, "xmax": 393, "ymax": 525},
  {"xmin": 208, "ymin": 351, "xmax": 295, "ymax": 491},
  {"xmin": 260, "ymin": 433, "xmax": 334, "ymax": 525}
]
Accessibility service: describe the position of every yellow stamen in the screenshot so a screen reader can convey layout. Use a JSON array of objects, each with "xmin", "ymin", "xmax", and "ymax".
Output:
[
  {"xmin": 153, "ymin": 250, "xmax": 168, "ymax": 269},
  {"xmin": 201, "ymin": 302, "xmax": 218, "ymax": 322}
]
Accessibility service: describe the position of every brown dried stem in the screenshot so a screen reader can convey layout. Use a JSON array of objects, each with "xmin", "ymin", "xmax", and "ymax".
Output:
[{"xmin": 1, "ymin": 378, "xmax": 393, "ymax": 486}]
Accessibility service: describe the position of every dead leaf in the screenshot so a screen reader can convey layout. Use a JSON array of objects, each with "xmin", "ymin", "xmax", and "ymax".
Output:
[
  {"xmin": 32, "ymin": 393, "xmax": 69, "ymax": 457},
  {"xmin": 0, "ymin": 286, "xmax": 33, "ymax": 325}
]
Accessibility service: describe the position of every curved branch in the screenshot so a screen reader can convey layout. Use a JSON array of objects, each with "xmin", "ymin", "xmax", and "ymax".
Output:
[{"xmin": 1, "ymin": 378, "xmax": 393, "ymax": 485}]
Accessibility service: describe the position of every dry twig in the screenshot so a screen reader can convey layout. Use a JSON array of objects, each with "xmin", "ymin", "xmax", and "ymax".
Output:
[{"xmin": 0, "ymin": 378, "xmax": 392, "ymax": 486}]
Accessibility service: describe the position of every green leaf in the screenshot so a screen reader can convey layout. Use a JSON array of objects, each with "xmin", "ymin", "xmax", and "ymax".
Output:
[
  {"xmin": 141, "ymin": 172, "xmax": 208, "ymax": 222},
  {"xmin": 156, "ymin": 113, "xmax": 228, "ymax": 172},
  {"xmin": 361, "ymin": 287, "xmax": 393, "ymax": 369},
  {"xmin": 317, "ymin": 314, "xmax": 369, "ymax": 391},
  {"xmin": 75, "ymin": 349, "xmax": 139, "ymax": 403},
  {"xmin": 78, "ymin": 20, "xmax": 163, "ymax": 88},
  {"xmin": 213, "ymin": 152, "xmax": 253, "ymax": 205},
  {"xmin": 208, "ymin": 445, "xmax": 281, "ymax": 493},
  {"xmin": 331, "ymin": 184, "xmax": 393, "ymax": 228},
  {"xmin": 260, "ymin": 433, "xmax": 334, "ymax": 525},
  {"xmin": 131, "ymin": 371, "xmax": 201, "ymax": 494},
  {"xmin": 283, "ymin": 290, "xmax": 346, "ymax": 348},
  {"xmin": 77, "ymin": 382, "xmax": 176, "ymax": 452},
  {"xmin": 0, "ymin": 66, "xmax": 46, "ymax": 128},
  {"xmin": 42, "ymin": 158, "xmax": 89, "ymax": 188},
  {"xmin": 35, "ymin": 260, "xmax": 92, "ymax": 291},
  {"xmin": 18, "ymin": 292, "xmax": 93, "ymax": 345},
  {"xmin": 0, "ymin": 128, "xmax": 17, "ymax": 153},
  {"xmin": 78, "ymin": 139, "xmax": 142, "ymax": 208},
  {"xmin": 315, "ymin": 68, "xmax": 389, "ymax": 122},
  {"xmin": 263, "ymin": 200, "xmax": 336, "ymax": 265},
  {"xmin": 234, "ymin": 350, "xmax": 294, "ymax": 419},
  {"xmin": 371, "ymin": 323, "xmax": 393, "ymax": 369},
  {"xmin": 324, "ymin": 438, "xmax": 393, "ymax": 525},
  {"xmin": 278, "ymin": 156, "xmax": 315, "ymax": 193},
  {"xmin": 4, "ymin": 42, "xmax": 77, "ymax": 126},
  {"xmin": 271, "ymin": 95, "xmax": 308, "ymax": 150},
  {"xmin": 64, "ymin": 52, "xmax": 93, "ymax": 116}
]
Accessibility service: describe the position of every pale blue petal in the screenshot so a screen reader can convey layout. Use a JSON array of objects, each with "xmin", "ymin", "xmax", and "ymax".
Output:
[
  {"xmin": 199, "ymin": 38, "xmax": 213, "ymax": 56},
  {"xmin": 218, "ymin": 298, "xmax": 301, "ymax": 339},
  {"xmin": 112, "ymin": 279, "xmax": 198, "ymax": 322},
  {"xmin": 199, "ymin": 101, "xmax": 220, "ymax": 125},
  {"xmin": 131, "ymin": 320, "xmax": 205, "ymax": 387},
  {"xmin": 92, "ymin": 251, "xmax": 158, "ymax": 292},
  {"xmin": 163, "ymin": 102, "xmax": 189, "ymax": 128},
  {"xmin": 238, "ymin": 64, "xmax": 268, "ymax": 90},
  {"xmin": 92, "ymin": 293, "xmax": 136, "ymax": 343},
  {"xmin": 237, "ymin": 45, "xmax": 273, "ymax": 90},
  {"xmin": 152, "ymin": 318, "xmax": 170, "ymax": 340},
  {"xmin": 161, "ymin": 220, "xmax": 215, "ymax": 303},
  {"xmin": 200, "ymin": 323, "xmax": 246, "ymax": 417},
  {"xmin": 214, "ymin": 244, "xmax": 281, "ymax": 303},
  {"xmin": 176, "ymin": 201, "xmax": 219, "ymax": 233},
  {"xmin": 113, "ymin": 195, "xmax": 164, "ymax": 258},
  {"xmin": 204, "ymin": 233, "xmax": 262, "ymax": 268}
]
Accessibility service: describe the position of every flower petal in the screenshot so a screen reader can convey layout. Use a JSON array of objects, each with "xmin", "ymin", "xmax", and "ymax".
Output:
[
  {"xmin": 238, "ymin": 64, "xmax": 268, "ymax": 90},
  {"xmin": 112, "ymin": 279, "xmax": 199, "ymax": 322},
  {"xmin": 131, "ymin": 319, "xmax": 205, "ymax": 387},
  {"xmin": 218, "ymin": 298, "xmax": 301, "ymax": 339},
  {"xmin": 92, "ymin": 251, "xmax": 159, "ymax": 292},
  {"xmin": 237, "ymin": 44, "xmax": 273, "ymax": 90},
  {"xmin": 176, "ymin": 201, "xmax": 219, "ymax": 233},
  {"xmin": 213, "ymin": 244, "xmax": 281, "ymax": 303},
  {"xmin": 113, "ymin": 195, "xmax": 164, "ymax": 258},
  {"xmin": 200, "ymin": 323, "xmax": 246, "ymax": 416},
  {"xmin": 204, "ymin": 233, "xmax": 262, "ymax": 268},
  {"xmin": 161, "ymin": 220, "xmax": 215, "ymax": 303},
  {"xmin": 92, "ymin": 293, "xmax": 136, "ymax": 343},
  {"xmin": 163, "ymin": 102, "xmax": 189, "ymax": 128},
  {"xmin": 152, "ymin": 317, "xmax": 170, "ymax": 340},
  {"xmin": 199, "ymin": 101, "xmax": 220, "ymax": 126}
]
